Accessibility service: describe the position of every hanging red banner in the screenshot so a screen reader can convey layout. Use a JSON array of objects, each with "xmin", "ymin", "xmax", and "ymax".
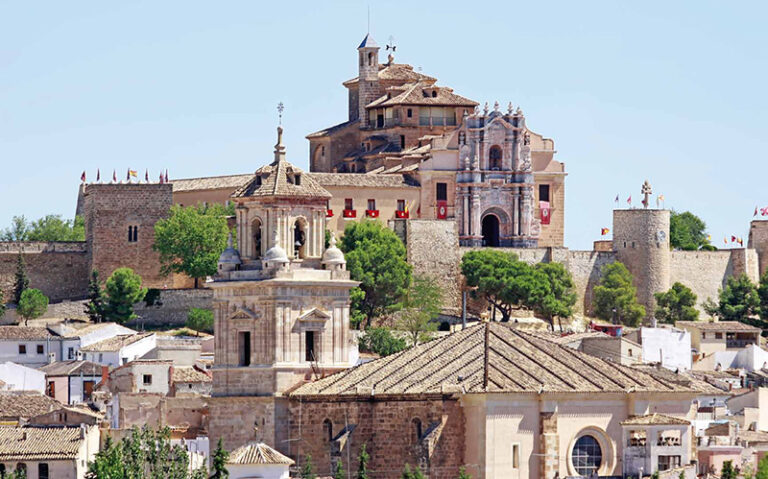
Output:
[
  {"xmin": 540, "ymin": 201, "xmax": 551, "ymax": 225},
  {"xmin": 436, "ymin": 201, "xmax": 448, "ymax": 220}
]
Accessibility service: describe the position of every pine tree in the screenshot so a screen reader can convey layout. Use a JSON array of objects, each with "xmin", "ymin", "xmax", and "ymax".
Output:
[
  {"xmin": 211, "ymin": 438, "xmax": 229, "ymax": 479},
  {"xmin": 84, "ymin": 271, "xmax": 106, "ymax": 323},
  {"xmin": 301, "ymin": 454, "xmax": 317, "ymax": 479},
  {"xmin": 14, "ymin": 252, "xmax": 29, "ymax": 303},
  {"xmin": 357, "ymin": 443, "xmax": 370, "ymax": 479},
  {"xmin": 334, "ymin": 460, "xmax": 346, "ymax": 479}
]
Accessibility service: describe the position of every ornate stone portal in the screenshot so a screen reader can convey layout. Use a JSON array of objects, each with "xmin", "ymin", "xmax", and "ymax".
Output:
[
  {"xmin": 208, "ymin": 127, "xmax": 358, "ymax": 451},
  {"xmin": 456, "ymin": 105, "xmax": 540, "ymax": 247}
]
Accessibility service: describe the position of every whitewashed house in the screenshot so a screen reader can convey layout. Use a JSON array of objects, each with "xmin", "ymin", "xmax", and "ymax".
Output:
[{"xmin": 0, "ymin": 362, "xmax": 46, "ymax": 393}]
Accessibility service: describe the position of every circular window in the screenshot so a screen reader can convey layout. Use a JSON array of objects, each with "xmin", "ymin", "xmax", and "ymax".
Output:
[{"xmin": 571, "ymin": 435, "xmax": 603, "ymax": 476}]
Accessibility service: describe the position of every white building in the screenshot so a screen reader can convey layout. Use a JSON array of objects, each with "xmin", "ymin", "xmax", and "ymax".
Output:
[
  {"xmin": 625, "ymin": 326, "xmax": 692, "ymax": 371},
  {"xmin": 79, "ymin": 332, "xmax": 156, "ymax": 367},
  {"xmin": 0, "ymin": 425, "xmax": 100, "ymax": 479},
  {"xmin": 0, "ymin": 362, "xmax": 46, "ymax": 393},
  {"xmin": 50, "ymin": 322, "xmax": 137, "ymax": 361},
  {"xmin": 38, "ymin": 360, "xmax": 103, "ymax": 404},
  {"xmin": 226, "ymin": 442, "xmax": 294, "ymax": 479},
  {"xmin": 0, "ymin": 326, "xmax": 62, "ymax": 366}
]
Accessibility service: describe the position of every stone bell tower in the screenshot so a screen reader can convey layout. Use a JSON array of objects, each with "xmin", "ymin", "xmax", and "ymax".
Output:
[
  {"xmin": 208, "ymin": 126, "xmax": 359, "ymax": 453},
  {"xmin": 357, "ymin": 33, "xmax": 380, "ymax": 129}
]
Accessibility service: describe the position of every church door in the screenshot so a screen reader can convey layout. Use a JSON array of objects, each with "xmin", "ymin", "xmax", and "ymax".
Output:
[{"xmin": 482, "ymin": 214, "xmax": 500, "ymax": 247}]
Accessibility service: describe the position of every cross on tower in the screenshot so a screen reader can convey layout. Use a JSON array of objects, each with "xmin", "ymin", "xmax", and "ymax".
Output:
[
  {"xmin": 641, "ymin": 180, "xmax": 653, "ymax": 209},
  {"xmin": 277, "ymin": 102, "xmax": 284, "ymax": 126}
]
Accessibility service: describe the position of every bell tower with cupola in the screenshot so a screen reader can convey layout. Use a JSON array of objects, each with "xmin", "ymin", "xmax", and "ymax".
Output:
[{"xmin": 357, "ymin": 33, "xmax": 381, "ymax": 129}]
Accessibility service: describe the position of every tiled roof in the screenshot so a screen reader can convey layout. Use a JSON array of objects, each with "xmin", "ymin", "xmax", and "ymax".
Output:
[
  {"xmin": 704, "ymin": 422, "xmax": 730, "ymax": 436},
  {"xmin": 306, "ymin": 120, "xmax": 357, "ymax": 139},
  {"xmin": 529, "ymin": 331, "xmax": 609, "ymax": 345},
  {"xmin": 0, "ymin": 426, "xmax": 87, "ymax": 460},
  {"xmin": 343, "ymin": 63, "xmax": 437, "ymax": 87},
  {"xmin": 171, "ymin": 174, "xmax": 252, "ymax": 193},
  {"xmin": 676, "ymin": 321, "xmax": 762, "ymax": 332},
  {"xmin": 172, "ymin": 366, "xmax": 211, "ymax": 383},
  {"xmin": 57, "ymin": 322, "xmax": 132, "ymax": 338},
  {"xmin": 0, "ymin": 392, "xmax": 60, "ymax": 419},
  {"xmin": 738, "ymin": 430, "xmax": 768, "ymax": 444},
  {"xmin": 80, "ymin": 333, "xmax": 152, "ymax": 352},
  {"xmin": 366, "ymin": 81, "xmax": 477, "ymax": 108},
  {"xmin": 292, "ymin": 323, "xmax": 707, "ymax": 397},
  {"xmin": 310, "ymin": 172, "xmax": 415, "ymax": 188},
  {"xmin": 621, "ymin": 414, "xmax": 690, "ymax": 426},
  {"xmin": 232, "ymin": 158, "xmax": 331, "ymax": 199},
  {"xmin": 0, "ymin": 326, "xmax": 58, "ymax": 341},
  {"xmin": 228, "ymin": 442, "xmax": 295, "ymax": 465},
  {"xmin": 39, "ymin": 360, "xmax": 103, "ymax": 377}
]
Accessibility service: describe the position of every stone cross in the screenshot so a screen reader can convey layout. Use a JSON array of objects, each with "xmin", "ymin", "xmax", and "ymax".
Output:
[
  {"xmin": 277, "ymin": 102, "xmax": 284, "ymax": 125},
  {"xmin": 641, "ymin": 180, "xmax": 653, "ymax": 209}
]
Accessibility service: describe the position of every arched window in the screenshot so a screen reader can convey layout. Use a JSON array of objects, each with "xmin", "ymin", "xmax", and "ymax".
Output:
[
  {"xmin": 411, "ymin": 418, "xmax": 422, "ymax": 444},
  {"xmin": 489, "ymin": 145, "xmax": 503, "ymax": 170},
  {"xmin": 368, "ymin": 52, "xmax": 373, "ymax": 65},
  {"xmin": 323, "ymin": 419, "xmax": 333, "ymax": 442},
  {"xmin": 571, "ymin": 435, "xmax": 602, "ymax": 476},
  {"xmin": 293, "ymin": 219, "xmax": 307, "ymax": 259},
  {"xmin": 252, "ymin": 219, "xmax": 262, "ymax": 259}
]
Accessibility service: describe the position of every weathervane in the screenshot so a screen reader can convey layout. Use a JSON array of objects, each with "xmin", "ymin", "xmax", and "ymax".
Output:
[
  {"xmin": 277, "ymin": 102, "xmax": 284, "ymax": 126},
  {"xmin": 386, "ymin": 36, "xmax": 397, "ymax": 53}
]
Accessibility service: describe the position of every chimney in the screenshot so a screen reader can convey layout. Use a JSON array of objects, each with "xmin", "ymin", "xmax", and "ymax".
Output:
[
  {"xmin": 47, "ymin": 352, "xmax": 56, "ymax": 364},
  {"xmin": 101, "ymin": 366, "xmax": 109, "ymax": 386},
  {"xmin": 21, "ymin": 431, "xmax": 27, "ymax": 441}
]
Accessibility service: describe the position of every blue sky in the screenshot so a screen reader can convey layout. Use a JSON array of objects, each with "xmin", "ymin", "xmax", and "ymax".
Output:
[{"xmin": 1, "ymin": 1, "xmax": 766, "ymax": 249}]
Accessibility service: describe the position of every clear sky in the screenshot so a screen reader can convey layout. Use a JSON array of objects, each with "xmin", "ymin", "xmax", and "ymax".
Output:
[{"xmin": 1, "ymin": 1, "xmax": 766, "ymax": 249}]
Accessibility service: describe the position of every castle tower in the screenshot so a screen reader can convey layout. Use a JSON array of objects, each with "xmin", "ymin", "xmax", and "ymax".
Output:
[
  {"xmin": 612, "ymin": 208, "xmax": 671, "ymax": 323},
  {"xmin": 208, "ymin": 127, "xmax": 358, "ymax": 453},
  {"xmin": 357, "ymin": 33, "xmax": 380, "ymax": 129},
  {"xmin": 748, "ymin": 220, "xmax": 768, "ymax": 276}
]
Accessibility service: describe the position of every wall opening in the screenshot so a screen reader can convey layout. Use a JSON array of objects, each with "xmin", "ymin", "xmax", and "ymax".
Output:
[
  {"xmin": 482, "ymin": 214, "xmax": 500, "ymax": 247},
  {"xmin": 238, "ymin": 331, "xmax": 251, "ymax": 366},
  {"xmin": 489, "ymin": 145, "xmax": 503, "ymax": 170}
]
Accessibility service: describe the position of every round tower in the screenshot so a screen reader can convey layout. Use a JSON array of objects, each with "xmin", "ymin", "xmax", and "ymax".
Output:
[
  {"xmin": 612, "ymin": 208, "xmax": 671, "ymax": 323},
  {"xmin": 357, "ymin": 33, "xmax": 380, "ymax": 128}
]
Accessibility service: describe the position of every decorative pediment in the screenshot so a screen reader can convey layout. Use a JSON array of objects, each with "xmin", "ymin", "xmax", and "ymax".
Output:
[
  {"xmin": 297, "ymin": 308, "xmax": 331, "ymax": 323},
  {"xmin": 228, "ymin": 305, "xmax": 262, "ymax": 321}
]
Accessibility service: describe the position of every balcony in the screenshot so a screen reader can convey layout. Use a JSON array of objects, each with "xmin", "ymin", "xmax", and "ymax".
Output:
[
  {"xmin": 395, "ymin": 210, "xmax": 409, "ymax": 219},
  {"xmin": 326, "ymin": 209, "xmax": 334, "ymax": 218},
  {"xmin": 418, "ymin": 117, "xmax": 457, "ymax": 127},
  {"xmin": 365, "ymin": 210, "xmax": 379, "ymax": 218},
  {"xmin": 342, "ymin": 209, "xmax": 356, "ymax": 219},
  {"xmin": 727, "ymin": 339, "xmax": 757, "ymax": 349}
]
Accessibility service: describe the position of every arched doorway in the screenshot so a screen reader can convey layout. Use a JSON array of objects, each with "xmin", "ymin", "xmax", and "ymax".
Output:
[
  {"xmin": 293, "ymin": 219, "xmax": 307, "ymax": 259},
  {"xmin": 482, "ymin": 214, "xmax": 500, "ymax": 247},
  {"xmin": 252, "ymin": 218, "xmax": 262, "ymax": 258},
  {"xmin": 489, "ymin": 145, "xmax": 502, "ymax": 170}
]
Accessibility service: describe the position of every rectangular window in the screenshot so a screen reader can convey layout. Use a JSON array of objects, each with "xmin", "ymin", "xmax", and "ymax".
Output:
[
  {"xmin": 397, "ymin": 199, "xmax": 406, "ymax": 212},
  {"xmin": 38, "ymin": 463, "xmax": 49, "ymax": 479},
  {"xmin": 400, "ymin": 135, "xmax": 406, "ymax": 149},
  {"xmin": 98, "ymin": 353, "xmax": 103, "ymax": 362},
  {"xmin": 658, "ymin": 455, "xmax": 681, "ymax": 471},
  {"xmin": 436, "ymin": 182, "xmax": 448, "ymax": 202},
  {"xmin": 715, "ymin": 333, "xmax": 723, "ymax": 339},
  {"xmin": 128, "ymin": 225, "xmax": 138, "ymax": 243},
  {"xmin": 305, "ymin": 331, "xmax": 316, "ymax": 362},
  {"xmin": 68, "ymin": 347, "xmax": 74, "ymax": 360},
  {"xmin": 46, "ymin": 381, "xmax": 55, "ymax": 398},
  {"xmin": 539, "ymin": 184, "xmax": 551, "ymax": 203},
  {"xmin": 37, "ymin": 344, "xmax": 44, "ymax": 355},
  {"xmin": 367, "ymin": 199, "xmax": 376, "ymax": 211},
  {"xmin": 238, "ymin": 331, "xmax": 251, "ymax": 366},
  {"xmin": 407, "ymin": 108, "xmax": 412, "ymax": 118},
  {"xmin": 702, "ymin": 333, "xmax": 706, "ymax": 339},
  {"xmin": 344, "ymin": 198, "xmax": 353, "ymax": 210},
  {"xmin": 143, "ymin": 374, "xmax": 152, "ymax": 386},
  {"xmin": 512, "ymin": 444, "xmax": 519, "ymax": 469},
  {"xmin": 18, "ymin": 345, "xmax": 26, "ymax": 355}
]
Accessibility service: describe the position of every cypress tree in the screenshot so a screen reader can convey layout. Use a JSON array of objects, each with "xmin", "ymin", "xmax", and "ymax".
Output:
[
  {"xmin": 211, "ymin": 438, "xmax": 229, "ymax": 479},
  {"xmin": 84, "ymin": 270, "xmax": 106, "ymax": 323},
  {"xmin": 14, "ymin": 252, "xmax": 29, "ymax": 303}
]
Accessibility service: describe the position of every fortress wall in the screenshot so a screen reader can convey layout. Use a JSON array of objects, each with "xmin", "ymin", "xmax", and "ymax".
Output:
[
  {"xmin": 749, "ymin": 220, "xmax": 768, "ymax": 276},
  {"xmin": 0, "ymin": 242, "xmax": 89, "ymax": 303},
  {"xmin": 132, "ymin": 288, "xmax": 213, "ymax": 327},
  {"xmin": 670, "ymin": 251, "xmax": 732, "ymax": 308},
  {"xmin": 566, "ymin": 250, "xmax": 618, "ymax": 315}
]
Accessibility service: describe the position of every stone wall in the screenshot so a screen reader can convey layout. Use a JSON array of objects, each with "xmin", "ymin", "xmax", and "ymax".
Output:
[
  {"xmin": 748, "ymin": 220, "xmax": 768, "ymax": 276},
  {"xmin": 670, "ymin": 251, "xmax": 733, "ymax": 308},
  {"xmin": 0, "ymin": 242, "xmax": 89, "ymax": 303},
  {"xmin": 132, "ymin": 288, "xmax": 213, "ymax": 328},
  {"xmin": 288, "ymin": 397, "xmax": 465, "ymax": 479},
  {"xmin": 208, "ymin": 396, "xmax": 289, "ymax": 453}
]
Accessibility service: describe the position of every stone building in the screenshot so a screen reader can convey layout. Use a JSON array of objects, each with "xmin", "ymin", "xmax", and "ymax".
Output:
[{"xmin": 207, "ymin": 128, "xmax": 358, "ymax": 451}]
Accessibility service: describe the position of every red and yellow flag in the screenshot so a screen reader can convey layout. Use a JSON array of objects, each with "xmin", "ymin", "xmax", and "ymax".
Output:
[{"xmin": 601, "ymin": 228, "xmax": 610, "ymax": 236}]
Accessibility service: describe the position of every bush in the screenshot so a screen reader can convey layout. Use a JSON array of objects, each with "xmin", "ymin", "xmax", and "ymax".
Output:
[{"xmin": 358, "ymin": 327, "xmax": 408, "ymax": 357}]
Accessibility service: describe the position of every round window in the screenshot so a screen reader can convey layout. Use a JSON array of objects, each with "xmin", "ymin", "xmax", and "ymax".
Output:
[{"xmin": 572, "ymin": 435, "xmax": 603, "ymax": 476}]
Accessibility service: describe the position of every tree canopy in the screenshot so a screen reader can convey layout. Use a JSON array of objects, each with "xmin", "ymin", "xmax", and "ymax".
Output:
[
  {"xmin": 17, "ymin": 288, "xmax": 48, "ymax": 326},
  {"xmin": 1, "ymin": 214, "xmax": 85, "ymax": 242},
  {"xmin": 716, "ymin": 273, "xmax": 760, "ymax": 324},
  {"xmin": 186, "ymin": 308, "xmax": 214, "ymax": 335},
  {"xmin": 532, "ymin": 262, "xmax": 578, "ymax": 331},
  {"xmin": 592, "ymin": 262, "xmax": 646, "ymax": 326},
  {"xmin": 654, "ymin": 282, "xmax": 699, "ymax": 324},
  {"xmin": 340, "ymin": 220, "xmax": 412, "ymax": 326},
  {"xmin": 210, "ymin": 438, "xmax": 229, "ymax": 479},
  {"xmin": 14, "ymin": 252, "xmax": 29, "ymax": 303},
  {"xmin": 84, "ymin": 270, "xmax": 107, "ymax": 323},
  {"xmin": 103, "ymin": 268, "xmax": 147, "ymax": 324},
  {"xmin": 395, "ymin": 275, "xmax": 443, "ymax": 346},
  {"xmin": 669, "ymin": 211, "xmax": 709, "ymax": 250},
  {"xmin": 358, "ymin": 327, "xmax": 408, "ymax": 357},
  {"xmin": 153, "ymin": 205, "xmax": 231, "ymax": 288}
]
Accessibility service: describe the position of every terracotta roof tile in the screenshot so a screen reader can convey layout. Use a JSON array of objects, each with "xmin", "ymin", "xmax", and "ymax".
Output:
[
  {"xmin": 676, "ymin": 321, "xmax": 762, "ymax": 332},
  {"xmin": 172, "ymin": 366, "xmax": 211, "ymax": 383},
  {"xmin": 39, "ymin": 360, "xmax": 103, "ymax": 377},
  {"xmin": 310, "ymin": 172, "xmax": 415, "ymax": 188},
  {"xmin": 292, "ymin": 323, "xmax": 707, "ymax": 397},
  {"xmin": 0, "ymin": 392, "xmax": 61, "ymax": 420},
  {"xmin": 0, "ymin": 426, "xmax": 87, "ymax": 460},
  {"xmin": 171, "ymin": 174, "xmax": 252, "ymax": 192},
  {"xmin": 366, "ymin": 81, "xmax": 477, "ymax": 108},
  {"xmin": 306, "ymin": 120, "xmax": 357, "ymax": 139},
  {"xmin": 0, "ymin": 327, "xmax": 58, "ymax": 341},
  {"xmin": 228, "ymin": 442, "xmax": 295, "ymax": 465},
  {"xmin": 80, "ymin": 333, "xmax": 152, "ymax": 352},
  {"xmin": 621, "ymin": 414, "xmax": 690, "ymax": 426},
  {"xmin": 343, "ymin": 63, "xmax": 437, "ymax": 87},
  {"xmin": 232, "ymin": 158, "xmax": 331, "ymax": 199}
]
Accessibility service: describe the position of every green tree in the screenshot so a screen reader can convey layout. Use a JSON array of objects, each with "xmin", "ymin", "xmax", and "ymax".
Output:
[
  {"xmin": 532, "ymin": 262, "xmax": 577, "ymax": 331},
  {"xmin": 186, "ymin": 308, "xmax": 214, "ymax": 335},
  {"xmin": 340, "ymin": 220, "xmax": 412, "ymax": 327},
  {"xmin": 401, "ymin": 464, "xmax": 425, "ymax": 479},
  {"xmin": 721, "ymin": 460, "xmax": 737, "ymax": 479},
  {"xmin": 1, "ymin": 215, "xmax": 30, "ymax": 241},
  {"xmin": 27, "ymin": 214, "xmax": 85, "ymax": 242},
  {"xmin": 756, "ymin": 453, "xmax": 768, "ymax": 479},
  {"xmin": 334, "ymin": 460, "xmax": 346, "ymax": 479},
  {"xmin": 301, "ymin": 454, "xmax": 317, "ymax": 479},
  {"xmin": 17, "ymin": 288, "xmax": 48, "ymax": 326},
  {"xmin": 702, "ymin": 297, "xmax": 719, "ymax": 319},
  {"xmin": 84, "ymin": 271, "xmax": 107, "ymax": 323},
  {"xmin": 717, "ymin": 273, "xmax": 759, "ymax": 323},
  {"xmin": 461, "ymin": 250, "xmax": 549, "ymax": 322},
  {"xmin": 654, "ymin": 282, "xmax": 699, "ymax": 324},
  {"xmin": 196, "ymin": 202, "xmax": 236, "ymax": 217},
  {"xmin": 357, "ymin": 443, "xmax": 370, "ymax": 479},
  {"xmin": 670, "ymin": 210, "xmax": 709, "ymax": 250},
  {"xmin": 758, "ymin": 271, "xmax": 768, "ymax": 323},
  {"xmin": 395, "ymin": 275, "xmax": 443, "ymax": 346},
  {"xmin": 103, "ymin": 268, "xmax": 147, "ymax": 324},
  {"xmin": 153, "ymin": 205, "xmax": 230, "ymax": 288},
  {"xmin": 457, "ymin": 466, "xmax": 472, "ymax": 479},
  {"xmin": 592, "ymin": 262, "xmax": 646, "ymax": 326},
  {"xmin": 211, "ymin": 438, "xmax": 229, "ymax": 479},
  {"xmin": 14, "ymin": 252, "xmax": 29, "ymax": 303},
  {"xmin": 358, "ymin": 327, "xmax": 408, "ymax": 357}
]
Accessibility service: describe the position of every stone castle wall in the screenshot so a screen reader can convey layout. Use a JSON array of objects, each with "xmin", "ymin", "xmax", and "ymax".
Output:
[
  {"xmin": 132, "ymin": 288, "xmax": 213, "ymax": 327},
  {"xmin": 0, "ymin": 242, "xmax": 89, "ymax": 303},
  {"xmin": 749, "ymin": 220, "xmax": 768, "ymax": 276}
]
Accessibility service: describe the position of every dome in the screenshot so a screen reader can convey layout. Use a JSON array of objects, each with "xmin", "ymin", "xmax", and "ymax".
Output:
[
  {"xmin": 322, "ymin": 232, "xmax": 346, "ymax": 265},
  {"xmin": 263, "ymin": 231, "xmax": 289, "ymax": 264},
  {"xmin": 218, "ymin": 233, "xmax": 242, "ymax": 265}
]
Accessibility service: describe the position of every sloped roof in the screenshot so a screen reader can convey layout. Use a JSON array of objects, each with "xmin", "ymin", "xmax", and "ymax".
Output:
[
  {"xmin": 292, "ymin": 323, "xmax": 707, "ymax": 397},
  {"xmin": 171, "ymin": 174, "xmax": 252, "ymax": 192},
  {"xmin": 621, "ymin": 414, "xmax": 690, "ymax": 426},
  {"xmin": 172, "ymin": 366, "xmax": 211, "ymax": 383},
  {"xmin": 310, "ymin": 172, "xmax": 415, "ymax": 188},
  {"xmin": 676, "ymin": 321, "xmax": 762, "ymax": 332},
  {"xmin": 366, "ymin": 81, "xmax": 477, "ymax": 108},
  {"xmin": 39, "ymin": 360, "xmax": 102, "ymax": 377},
  {"xmin": 232, "ymin": 159, "xmax": 331, "ymax": 199},
  {"xmin": 0, "ymin": 327, "xmax": 58, "ymax": 341},
  {"xmin": 0, "ymin": 392, "xmax": 60, "ymax": 419},
  {"xmin": 343, "ymin": 63, "xmax": 437, "ymax": 86},
  {"xmin": 80, "ymin": 333, "xmax": 152, "ymax": 352},
  {"xmin": 358, "ymin": 33, "xmax": 378, "ymax": 49},
  {"xmin": 306, "ymin": 119, "xmax": 357, "ymax": 139},
  {"xmin": 228, "ymin": 442, "xmax": 295, "ymax": 465},
  {"xmin": 0, "ymin": 426, "xmax": 87, "ymax": 460}
]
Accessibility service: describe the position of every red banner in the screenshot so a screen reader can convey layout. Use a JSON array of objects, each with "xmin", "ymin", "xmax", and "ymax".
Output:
[
  {"xmin": 539, "ymin": 201, "xmax": 551, "ymax": 225},
  {"xmin": 436, "ymin": 201, "xmax": 448, "ymax": 220}
]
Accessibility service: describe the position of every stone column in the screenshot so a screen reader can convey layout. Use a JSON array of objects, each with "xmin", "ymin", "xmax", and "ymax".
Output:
[
  {"xmin": 471, "ymin": 192, "xmax": 481, "ymax": 239},
  {"xmin": 513, "ymin": 192, "xmax": 521, "ymax": 236},
  {"xmin": 539, "ymin": 412, "xmax": 559, "ymax": 479}
]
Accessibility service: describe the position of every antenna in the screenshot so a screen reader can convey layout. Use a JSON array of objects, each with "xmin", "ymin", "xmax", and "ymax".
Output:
[{"xmin": 367, "ymin": 5, "xmax": 370, "ymax": 34}]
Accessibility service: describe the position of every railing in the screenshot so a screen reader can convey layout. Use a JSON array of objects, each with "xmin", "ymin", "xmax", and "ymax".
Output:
[{"xmin": 727, "ymin": 339, "xmax": 757, "ymax": 348}]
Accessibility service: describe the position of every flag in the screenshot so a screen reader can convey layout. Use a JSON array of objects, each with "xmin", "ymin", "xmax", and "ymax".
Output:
[
  {"xmin": 128, "ymin": 169, "xmax": 137, "ymax": 178},
  {"xmin": 762, "ymin": 207, "xmax": 768, "ymax": 217},
  {"xmin": 755, "ymin": 206, "xmax": 759, "ymax": 217},
  {"xmin": 707, "ymin": 234, "xmax": 712, "ymax": 242},
  {"xmin": 601, "ymin": 228, "xmax": 610, "ymax": 236},
  {"xmin": 724, "ymin": 237, "xmax": 728, "ymax": 245},
  {"xmin": 658, "ymin": 194, "xmax": 665, "ymax": 202},
  {"xmin": 145, "ymin": 169, "xmax": 149, "ymax": 182},
  {"xmin": 539, "ymin": 201, "xmax": 551, "ymax": 225},
  {"xmin": 159, "ymin": 172, "xmax": 164, "ymax": 184},
  {"xmin": 80, "ymin": 171, "xmax": 86, "ymax": 183},
  {"xmin": 614, "ymin": 194, "xmax": 619, "ymax": 204},
  {"xmin": 626, "ymin": 195, "xmax": 632, "ymax": 205},
  {"xmin": 738, "ymin": 238, "xmax": 743, "ymax": 246},
  {"xmin": 641, "ymin": 197, "xmax": 648, "ymax": 208},
  {"xmin": 112, "ymin": 170, "xmax": 117, "ymax": 182},
  {"xmin": 96, "ymin": 169, "xmax": 100, "ymax": 182},
  {"xmin": 165, "ymin": 170, "xmax": 169, "ymax": 183},
  {"xmin": 731, "ymin": 235, "xmax": 737, "ymax": 242}
]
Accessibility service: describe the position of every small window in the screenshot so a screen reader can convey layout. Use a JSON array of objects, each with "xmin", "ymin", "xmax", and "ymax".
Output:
[
  {"xmin": 411, "ymin": 418, "xmax": 422, "ymax": 444},
  {"xmin": 128, "ymin": 225, "xmax": 138, "ymax": 243},
  {"xmin": 431, "ymin": 90, "xmax": 437, "ymax": 98},
  {"xmin": 512, "ymin": 444, "xmax": 520, "ymax": 469},
  {"xmin": 143, "ymin": 374, "xmax": 152, "ymax": 386},
  {"xmin": 323, "ymin": 419, "xmax": 333, "ymax": 442},
  {"xmin": 345, "ymin": 198, "xmax": 353, "ymax": 210},
  {"xmin": 238, "ymin": 331, "xmax": 251, "ymax": 367},
  {"xmin": 702, "ymin": 333, "xmax": 707, "ymax": 339},
  {"xmin": 715, "ymin": 333, "xmax": 723, "ymax": 339},
  {"xmin": 305, "ymin": 331, "xmax": 316, "ymax": 362},
  {"xmin": 98, "ymin": 353, "xmax": 103, "ymax": 362},
  {"xmin": 295, "ymin": 174, "xmax": 301, "ymax": 186},
  {"xmin": 39, "ymin": 463, "xmax": 49, "ymax": 479},
  {"xmin": 397, "ymin": 199, "xmax": 406, "ymax": 212},
  {"xmin": 36, "ymin": 344, "xmax": 44, "ymax": 355},
  {"xmin": 539, "ymin": 184, "xmax": 551, "ymax": 203},
  {"xmin": 628, "ymin": 349, "xmax": 633, "ymax": 357},
  {"xmin": 68, "ymin": 347, "xmax": 74, "ymax": 360},
  {"xmin": 368, "ymin": 199, "xmax": 376, "ymax": 211},
  {"xmin": 436, "ymin": 183, "xmax": 448, "ymax": 202},
  {"xmin": 18, "ymin": 345, "xmax": 26, "ymax": 355},
  {"xmin": 400, "ymin": 135, "xmax": 406, "ymax": 149},
  {"xmin": 188, "ymin": 384, "xmax": 192, "ymax": 389},
  {"xmin": 407, "ymin": 108, "xmax": 412, "ymax": 118}
]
